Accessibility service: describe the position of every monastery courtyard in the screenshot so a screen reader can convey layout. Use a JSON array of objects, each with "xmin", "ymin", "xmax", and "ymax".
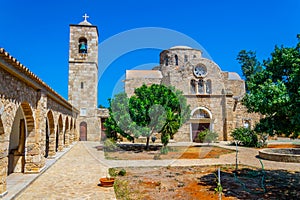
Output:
[{"xmin": 2, "ymin": 139, "xmax": 299, "ymax": 200}]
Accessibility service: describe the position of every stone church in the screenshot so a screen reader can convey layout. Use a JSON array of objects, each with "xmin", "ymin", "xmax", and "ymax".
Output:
[
  {"xmin": 0, "ymin": 15, "xmax": 259, "ymax": 197},
  {"xmin": 125, "ymin": 46, "xmax": 260, "ymax": 142}
]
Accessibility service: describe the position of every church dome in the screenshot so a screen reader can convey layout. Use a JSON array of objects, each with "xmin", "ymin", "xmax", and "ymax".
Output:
[{"xmin": 170, "ymin": 45, "xmax": 193, "ymax": 50}]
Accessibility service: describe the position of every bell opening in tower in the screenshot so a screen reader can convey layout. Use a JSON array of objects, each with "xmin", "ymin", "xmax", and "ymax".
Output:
[{"xmin": 78, "ymin": 37, "xmax": 88, "ymax": 54}]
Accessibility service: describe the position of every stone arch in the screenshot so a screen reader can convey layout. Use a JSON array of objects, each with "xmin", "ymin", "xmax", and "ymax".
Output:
[
  {"xmin": 8, "ymin": 102, "xmax": 35, "ymax": 175},
  {"xmin": 57, "ymin": 115, "xmax": 64, "ymax": 151},
  {"xmin": 64, "ymin": 116, "xmax": 70, "ymax": 147},
  {"xmin": 190, "ymin": 107, "xmax": 213, "ymax": 142},
  {"xmin": 46, "ymin": 110, "xmax": 55, "ymax": 158}
]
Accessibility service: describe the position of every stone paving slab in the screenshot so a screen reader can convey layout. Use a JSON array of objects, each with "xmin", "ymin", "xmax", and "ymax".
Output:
[
  {"xmin": 14, "ymin": 142, "xmax": 116, "ymax": 200},
  {"xmin": 4, "ymin": 140, "xmax": 300, "ymax": 200}
]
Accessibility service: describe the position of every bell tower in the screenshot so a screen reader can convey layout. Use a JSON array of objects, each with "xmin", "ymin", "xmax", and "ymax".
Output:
[{"xmin": 68, "ymin": 14, "xmax": 100, "ymax": 141}]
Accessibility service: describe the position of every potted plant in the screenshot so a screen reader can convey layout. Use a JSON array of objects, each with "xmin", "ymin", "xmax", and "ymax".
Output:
[{"xmin": 99, "ymin": 174, "xmax": 115, "ymax": 187}]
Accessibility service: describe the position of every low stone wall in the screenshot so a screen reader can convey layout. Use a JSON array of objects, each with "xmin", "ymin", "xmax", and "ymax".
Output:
[{"xmin": 259, "ymin": 148, "xmax": 300, "ymax": 163}]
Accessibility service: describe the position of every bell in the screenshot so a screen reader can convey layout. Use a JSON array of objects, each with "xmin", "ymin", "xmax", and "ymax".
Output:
[{"xmin": 79, "ymin": 42, "xmax": 87, "ymax": 53}]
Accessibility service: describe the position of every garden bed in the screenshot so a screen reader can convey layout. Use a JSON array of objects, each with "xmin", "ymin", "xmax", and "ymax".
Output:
[
  {"xmin": 104, "ymin": 145, "xmax": 234, "ymax": 160},
  {"xmin": 113, "ymin": 165, "xmax": 300, "ymax": 199}
]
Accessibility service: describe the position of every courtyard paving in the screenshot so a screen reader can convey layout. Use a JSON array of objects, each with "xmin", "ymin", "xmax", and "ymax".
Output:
[{"xmin": 3, "ymin": 139, "xmax": 300, "ymax": 199}]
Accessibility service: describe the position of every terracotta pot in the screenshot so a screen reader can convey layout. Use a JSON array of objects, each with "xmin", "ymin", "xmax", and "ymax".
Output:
[{"xmin": 99, "ymin": 177, "xmax": 115, "ymax": 187}]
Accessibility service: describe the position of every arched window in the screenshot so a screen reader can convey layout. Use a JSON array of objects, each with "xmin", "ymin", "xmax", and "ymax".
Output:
[
  {"xmin": 164, "ymin": 55, "xmax": 169, "ymax": 66},
  {"xmin": 190, "ymin": 80, "xmax": 196, "ymax": 94},
  {"xmin": 198, "ymin": 80, "xmax": 204, "ymax": 94},
  {"xmin": 78, "ymin": 37, "xmax": 88, "ymax": 53},
  {"xmin": 192, "ymin": 109, "xmax": 210, "ymax": 119},
  {"xmin": 175, "ymin": 55, "xmax": 178, "ymax": 66},
  {"xmin": 206, "ymin": 80, "xmax": 212, "ymax": 94}
]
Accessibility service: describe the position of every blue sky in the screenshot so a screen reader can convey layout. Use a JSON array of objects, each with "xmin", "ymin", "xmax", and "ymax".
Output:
[{"xmin": 0, "ymin": 0, "xmax": 299, "ymax": 107}]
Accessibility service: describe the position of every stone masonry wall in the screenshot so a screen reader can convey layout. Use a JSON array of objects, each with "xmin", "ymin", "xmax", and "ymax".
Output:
[{"xmin": 0, "ymin": 51, "xmax": 78, "ymax": 196}]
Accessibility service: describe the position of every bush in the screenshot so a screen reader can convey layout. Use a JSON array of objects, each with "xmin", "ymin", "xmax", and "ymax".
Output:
[
  {"xmin": 231, "ymin": 127, "xmax": 258, "ymax": 147},
  {"xmin": 104, "ymin": 138, "xmax": 118, "ymax": 152},
  {"xmin": 108, "ymin": 168, "xmax": 117, "ymax": 177},
  {"xmin": 118, "ymin": 168, "xmax": 127, "ymax": 176},
  {"xmin": 198, "ymin": 129, "xmax": 219, "ymax": 144}
]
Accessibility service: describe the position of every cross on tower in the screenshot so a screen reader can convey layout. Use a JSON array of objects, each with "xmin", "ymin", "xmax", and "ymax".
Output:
[{"xmin": 82, "ymin": 13, "xmax": 89, "ymax": 22}]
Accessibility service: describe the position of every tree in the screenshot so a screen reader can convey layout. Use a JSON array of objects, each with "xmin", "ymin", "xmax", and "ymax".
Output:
[
  {"xmin": 104, "ymin": 93, "xmax": 135, "ymax": 142},
  {"xmin": 129, "ymin": 84, "xmax": 190, "ymax": 149},
  {"xmin": 237, "ymin": 50, "xmax": 262, "ymax": 92},
  {"xmin": 104, "ymin": 84, "xmax": 191, "ymax": 150},
  {"xmin": 237, "ymin": 34, "xmax": 300, "ymax": 138}
]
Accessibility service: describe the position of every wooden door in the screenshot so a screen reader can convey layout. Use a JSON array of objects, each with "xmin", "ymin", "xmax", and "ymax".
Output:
[
  {"xmin": 192, "ymin": 123, "xmax": 210, "ymax": 142},
  {"xmin": 80, "ymin": 122, "xmax": 87, "ymax": 141}
]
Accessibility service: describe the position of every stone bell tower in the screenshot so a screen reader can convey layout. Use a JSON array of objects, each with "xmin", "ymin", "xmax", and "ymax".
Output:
[{"xmin": 68, "ymin": 14, "xmax": 100, "ymax": 141}]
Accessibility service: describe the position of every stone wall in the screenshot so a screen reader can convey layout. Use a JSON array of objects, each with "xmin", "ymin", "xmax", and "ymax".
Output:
[{"xmin": 0, "ymin": 48, "xmax": 78, "ymax": 196}]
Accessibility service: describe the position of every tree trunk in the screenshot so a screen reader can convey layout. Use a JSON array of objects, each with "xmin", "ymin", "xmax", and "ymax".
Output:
[{"xmin": 146, "ymin": 136, "xmax": 150, "ymax": 150}]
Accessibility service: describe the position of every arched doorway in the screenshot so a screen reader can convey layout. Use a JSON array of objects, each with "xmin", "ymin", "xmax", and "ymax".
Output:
[
  {"xmin": 58, "ymin": 115, "xmax": 63, "ymax": 151},
  {"xmin": 70, "ymin": 118, "xmax": 73, "ymax": 143},
  {"xmin": 80, "ymin": 122, "xmax": 87, "ymax": 141},
  {"xmin": 55, "ymin": 125, "xmax": 59, "ymax": 152},
  {"xmin": 46, "ymin": 111, "xmax": 55, "ymax": 157},
  {"xmin": 45, "ymin": 119, "xmax": 49, "ymax": 158},
  {"xmin": 64, "ymin": 117, "xmax": 69, "ymax": 146},
  {"xmin": 7, "ymin": 102, "xmax": 34, "ymax": 175},
  {"xmin": 190, "ymin": 107, "xmax": 213, "ymax": 142}
]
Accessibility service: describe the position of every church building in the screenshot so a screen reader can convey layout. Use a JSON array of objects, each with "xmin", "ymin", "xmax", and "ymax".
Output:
[{"xmin": 125, "ymin": 46, "xmax": 260, "ymax": 142}]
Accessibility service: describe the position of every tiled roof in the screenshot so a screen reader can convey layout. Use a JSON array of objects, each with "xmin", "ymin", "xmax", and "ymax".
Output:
[{"xmin": 0, "ymin": 48, "xmax": 78, "ymax": 112}]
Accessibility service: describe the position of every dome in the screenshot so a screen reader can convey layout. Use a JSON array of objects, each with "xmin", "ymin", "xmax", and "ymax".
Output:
[
  {"xmin": 228, "ymin": 72, "xmax": 242, "ymax": 80},
  {"xmin": 170, "ymin": 45, "xmax": 193, "ymax": 50}
]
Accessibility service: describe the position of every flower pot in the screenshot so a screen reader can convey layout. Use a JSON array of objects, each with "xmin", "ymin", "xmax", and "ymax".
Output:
[{"xmin": 99, "ymin": 177, "xmax": 115, "ymax": 187}]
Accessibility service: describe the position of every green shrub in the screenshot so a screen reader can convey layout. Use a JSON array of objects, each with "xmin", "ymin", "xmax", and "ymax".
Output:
[
  {"xmin": 108, "ymin": 168, "xmax": 117, "ymax": 177},
  {"xmin": 104, "ymin": 138, "xmax": 118, "ymax": 152},
  {"xmin": 160, "ymin": 146, "xmax": 169, "ymax": 154},
  {"xmin": 198, "ymin": 129, "xmax": 219, "ymax": 144},
  {"xmin": 118, "ymin": 168, "xmax": 127, "ymax": 176},
  {"xmin": 231, "ymin": 127, "xmax": 258, "ymax": 147}
]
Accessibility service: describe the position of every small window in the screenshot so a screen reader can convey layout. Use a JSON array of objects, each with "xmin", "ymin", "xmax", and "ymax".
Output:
[
  {"xmin": 206, "ymin": 80, "xmax": 212, "ymax": 94},
  {"xmin": 78, "ymin": 37, "xmax": 88, "ymax": 53},
  {"xmin": 184, "ymin": 55, "xmax": 188, "ymax": 62},
  {"xmin": 165, "ymin": 55, "xmax": 169, "ymax": 66},
  {"xmin": 80, "ymin": 108, "xmax": 87, "ymax": 116},
  {"xmin": 175, "ymin": 55, "xmax": 178, "ymax": 66},
  {"xmin": 198, "ymin": 80, "xmax": 204, "ymax": 94},
  {"xmin": 81, "ymin": 82, "xmax": 84, "ymax": 89},
  {"xmin": 190, "ymin": 80, "xmax": 196, "ymax": 94}
]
